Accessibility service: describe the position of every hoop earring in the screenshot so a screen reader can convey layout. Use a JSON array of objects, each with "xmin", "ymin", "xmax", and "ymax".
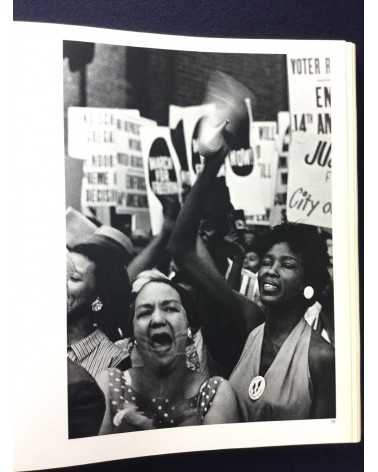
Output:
[
  {"xmin": 303, "ymin": 286, "xmax": 314, "ymax": 300},
  {"xmin": 91, "ymin": 297, "xmax": 103, "ymax": 312}
]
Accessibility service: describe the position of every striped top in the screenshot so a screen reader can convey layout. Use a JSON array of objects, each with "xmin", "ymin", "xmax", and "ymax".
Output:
[{"xmin": 68, "ymin": 329, "xmax": 130, "ymax": 379}]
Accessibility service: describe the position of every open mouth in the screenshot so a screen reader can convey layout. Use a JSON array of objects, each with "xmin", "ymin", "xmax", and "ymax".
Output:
[
  {"xmin": 149, "ymin": 332, "xmax": 173, "ymax": 352},
  {"xmin": 261, "ymin": 279, "xmax": 280, "ymax": 293}
]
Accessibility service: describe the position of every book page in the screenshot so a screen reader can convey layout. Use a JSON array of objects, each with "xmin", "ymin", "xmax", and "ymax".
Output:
[{"xmin": 10, "ymin": 22, "xmax": 359, "ymax": 471}]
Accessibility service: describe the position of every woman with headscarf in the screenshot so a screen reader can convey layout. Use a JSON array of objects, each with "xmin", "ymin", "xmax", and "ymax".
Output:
[{"xmin": 97, "ymin": 270, "xmax": 239, "ymax": 433}]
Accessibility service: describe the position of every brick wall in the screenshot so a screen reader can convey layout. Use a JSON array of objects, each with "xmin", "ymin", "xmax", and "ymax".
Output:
[
  {"xmin": 65, "ymin": 43, "xmax": 288, "ymax": 217},
  {"xmin": 64, "ymin": 43, "xmax": 132, "ymax": 210},
  {"xmin": 142, "ymin": 49, "xmax": 288, "ymax": 124},
  {"xmin": 64, "ymin": 57, "xmax": 83, "ymax": 211},
  {"xmin": 86, "ymin": 44, "xmax": 129, "ymax": 108}
]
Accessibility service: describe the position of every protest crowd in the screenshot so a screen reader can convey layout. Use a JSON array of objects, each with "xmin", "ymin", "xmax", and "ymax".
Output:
[
  {"xmin": 63, "ymin": 41, "xmax": 336, "ymax": 438},
  {"xmin": 67, "ymin": 111, "xmax": 335, "ymax": 438}
]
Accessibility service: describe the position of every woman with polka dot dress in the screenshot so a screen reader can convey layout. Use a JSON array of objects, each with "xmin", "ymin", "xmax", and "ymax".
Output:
[{"xmin": 97, "ymin": 270, "xmax": 239, "ymax": 432}]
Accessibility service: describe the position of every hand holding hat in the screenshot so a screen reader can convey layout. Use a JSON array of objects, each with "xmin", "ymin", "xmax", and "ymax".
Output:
[
  {"xmin": 197, "ymin": 119, "xmax": 230, "ymax": 159},
  {"xmin": 198, "ymin": 71, "xmax": 254, "ymax": 159}
]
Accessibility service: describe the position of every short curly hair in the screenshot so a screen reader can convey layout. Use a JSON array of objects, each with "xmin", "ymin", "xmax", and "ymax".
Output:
[{"xmin": 259, "ymin": 223, "xmax": 331, "ymax": 300}]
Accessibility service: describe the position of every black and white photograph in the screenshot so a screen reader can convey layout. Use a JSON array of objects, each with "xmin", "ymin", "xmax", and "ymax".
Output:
[
  {"xmin": 11, "ymin": 21, "xmax": 359, "ymax": 471},
  {"xmin": 64, "ymin": 41, "xmax": 336, "ymax": 438}
]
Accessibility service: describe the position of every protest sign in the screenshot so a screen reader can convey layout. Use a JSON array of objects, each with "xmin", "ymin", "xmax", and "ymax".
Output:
[
  {"xmin": 287, "ymin": 56, "xmax": 331, "ymax": 136},
  {"xmin": 67, "ymin": 107, "xmax": 140, "ymax": 159},
  {"xmin": 81, "ymin": 141, "xmax": 119, "ymax": 207},
  {"xmin": 168, "ymin": 105, "xmax": 190, "ymax": 185},
  {"xmin": 114, "ymin": 116, "xmax": 156, "ymax": 216},
  {"xmin": 286, "ymin": 132, "xmax": 332, "ymax": 227},
  {"xmin": 286, "ymin": 55, "xmax": 332, "ymax": 228},
  {"xmin": 251, "ymin": 121, "xmax": 277, "ymax": 144},
  {"xmin": 225, "ymin": 99, "xmax": 278, "ymax": 226},
  {"xmin": 249, "ymin": 121, "xmax": 278, "ymax": 225},
  {"xmin": 68, "ymin": 107, "xmax": 143, "ymax": 207},
  {"xmin": 169, "ymin": 104, "xmax": 215, "ymax": 184},
  {"xmin": 79, "ymin": 112, "xmax": 155, "ymax": 210},
  {"xmin": 141, "ymin": 126, "xmax": 182, "ymax": 235},
  {"xmin": 270, "ymin": 110, "xmax": 291, "ymax": 226},
  {"xmin": 72, "ymin": 107, "xmax": 157, "ymax": 234}
]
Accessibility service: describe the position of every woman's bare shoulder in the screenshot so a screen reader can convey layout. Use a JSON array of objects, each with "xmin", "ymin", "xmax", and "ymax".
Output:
[
  {"xmin": 308, "ymin": 330, "xmax": 335, "ymax": 377},
  {"xmin": 209, "ymin": 377, "xmax": 237, "ymax": 406},
  {"xmin": 202, "ymin": 377, "xmax": 239, "ymax": 424}
]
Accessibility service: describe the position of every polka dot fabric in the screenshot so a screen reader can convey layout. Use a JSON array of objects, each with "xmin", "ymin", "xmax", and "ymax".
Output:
[
  {"xmin": 107, "ymin": 368, "xmax": 223, "ymax": 428},
  {"xmin": 197, "ymin": 376, "xmax": 223, "ymax": 422}
]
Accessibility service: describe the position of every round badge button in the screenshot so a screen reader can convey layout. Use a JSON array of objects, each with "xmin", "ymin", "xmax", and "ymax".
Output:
[{"xmin": 248, "ymin": 375, "xmax": 265, "ymax": 401}]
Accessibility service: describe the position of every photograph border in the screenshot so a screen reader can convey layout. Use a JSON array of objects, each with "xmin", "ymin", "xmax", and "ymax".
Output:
[{"xmin": 11, "ymin": 21, "xmax": 360, "ymax": 472}]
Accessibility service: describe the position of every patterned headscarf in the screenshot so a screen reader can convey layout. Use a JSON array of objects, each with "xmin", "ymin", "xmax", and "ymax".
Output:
[
  {"xmin": 129, "ymin": 269, "xmax": 200, "ymax": 332},
  {"xmin": 129, "ymin": 269, "xmax": 202, "ymax": 372},
  {"xmin": 131, "ymin": 269, "xmax": 172, "ymax": 298}
]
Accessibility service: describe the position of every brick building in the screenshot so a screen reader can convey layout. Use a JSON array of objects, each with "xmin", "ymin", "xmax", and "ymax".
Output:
[
  {"xmin": 64, "ymin": 42, "xmax": 288, "ymax": 226},
  {"xmin": 140, "ymin": 48, "xmax": 288, "ymax": 124}
]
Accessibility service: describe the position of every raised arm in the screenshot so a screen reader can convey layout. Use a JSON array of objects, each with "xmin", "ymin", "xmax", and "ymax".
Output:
[
  {"xmin": 168, "ymin": 122, "xmax": 263, "ymax": 375},
  {"xmin": 223, "ymin": 238, "xmax": 246, "ymax": 292},
  {"xmin": 127, "ymin": 196, "xmax": 179, "ymax": 281},
  {"xmin": 203, "ymin": 379, "xmax": 240, "ymax": 424}
]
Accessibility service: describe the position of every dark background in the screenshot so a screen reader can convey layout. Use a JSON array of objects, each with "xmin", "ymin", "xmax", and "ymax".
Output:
[
  {"xmin": 14, "ymin": 1, "xmax": 363, "ymax": 471},
  {"xmin": 63, "ymin": 44, "xmax": 287, "ymax": 214}
]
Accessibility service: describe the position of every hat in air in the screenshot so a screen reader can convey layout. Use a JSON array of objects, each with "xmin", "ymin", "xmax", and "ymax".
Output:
[
  {"xmin": 94, "ymin": 225, "xmax": 135, "ymax": 259},
  {"xmin": 74, "ymin": 225, "xmax": 134, "ymax": 265},
  {"xmin": 66, "ymin": 207, "xmax": 97, "ymax": 249}
]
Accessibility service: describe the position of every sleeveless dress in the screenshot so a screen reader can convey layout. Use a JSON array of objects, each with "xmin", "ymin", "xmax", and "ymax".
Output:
[
  {"xmin": 230, "ymin": 317, "xmax": 313, "ymax": 421},
  {"xmin": 107, "ymin": 368, "xmax": 224, "ymax": 430}
]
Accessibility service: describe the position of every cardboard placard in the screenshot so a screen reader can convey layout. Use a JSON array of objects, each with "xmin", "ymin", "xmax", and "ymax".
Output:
[
  {"xmin": 169, "ymin": 104, "xmax": 215, "ymax": 184},
  {"xmin": 286, "ymin": 132, "xmax": 332, "ymax": 227},
  {"xmin": 286, "ymin": 54, "xmax": 332, "ymax": 227},
  {"xmin": 225, "ymin": 100, "xmax": 278, "ymax": 226},
  {"xmin": 114, "ymin": 116, "xmax": 156, "ymax": 215},
  {"xmin": 67, "ymin": 107, "xmax": 140, "ymax": 159},
  {"xmin": 75, "ymin": 109, "xmax": 156, "ymax": 217},
  {"xmin": 270, "ymin": 110, "xmax": 291, "ymax": 226},
  {"xmin": 141, "ymin": 126, "xmax": 182, "ymax": 235}
]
